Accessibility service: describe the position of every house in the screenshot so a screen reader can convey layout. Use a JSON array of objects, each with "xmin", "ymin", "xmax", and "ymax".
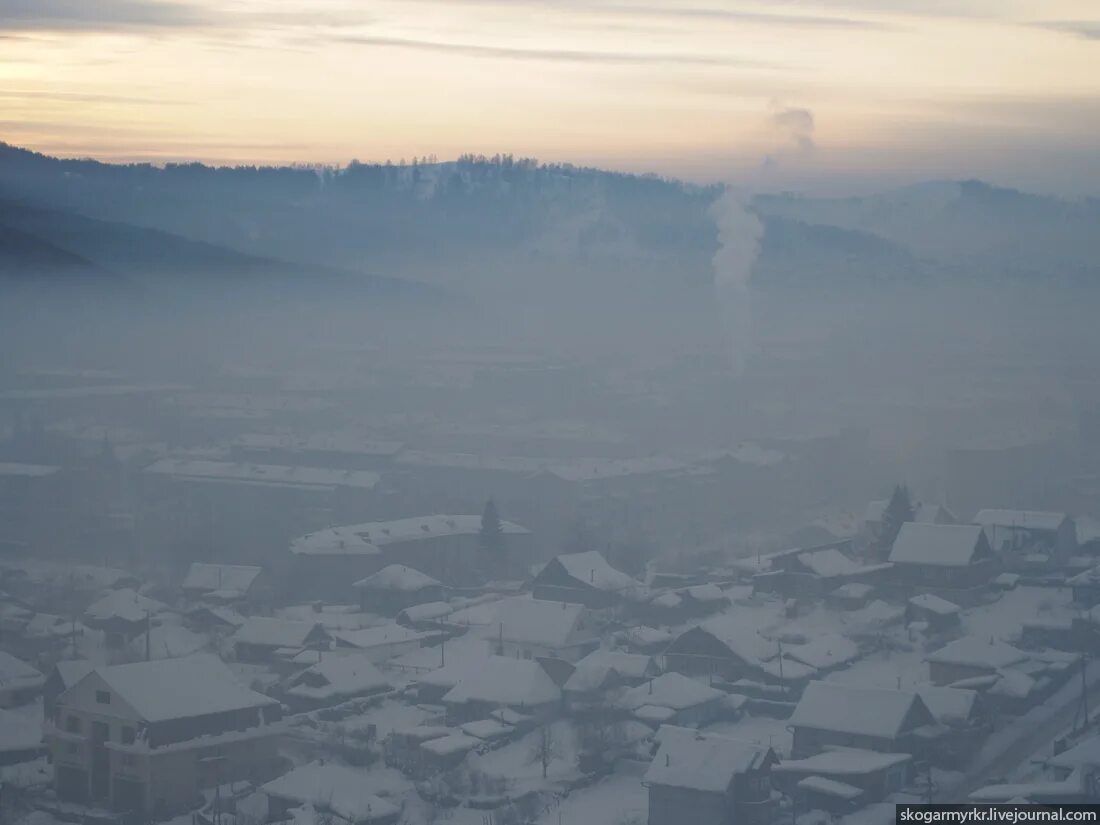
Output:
[
  {"xmin": 180, "ymin": 563, "xmax": 268, "ymax": 609},
  {"xmin": 916, "ymin": 685, "xmax": 989, "ymax": 765},
  {"xmin": 925, "ymin": 636, "xmax": 1028, "ymax": 686},
  {"xmin": 0, "ymin": 649, "xmax": 45, "ymax": 707},
  {"xmin": 619, "ymin": 672, "xmax": 728, "ymax": 727},
  {"xmin": 645, "ymin": 725, "xmax": 777, "ymax": 825},
  {"xmin": 1069, "ymin": 564, "xmax": 1100, "ymax": 609},
  {"xmin": 262, "ymin": 761, "xmax": 400, "ymax": 824},
  {"xmin": 46, "ymin": 654, "xmax": 282, "ymax": 815},
  {"xmin": 232, "ymin": 617, "xmax": 330, "ymax": 663},
  {"xmin": 441, "ymin": 655, "xmax": 561, "ymax": 724},
  {"xmin": 331, "ymin": 624, "xmax": 433, "ymax": 663},
  {"xmin": 280, "ymin": 652, "xmax": 390, "ymax": 711},
  {"xmin": 530, "ymin": 550, "xmax": 646, "ymax": 608},
  {"xmin": 974, "ymin": 509, "xmax": 1077, "ymax": 564},
  {"xmin": 82, "ymin": 588, "xmax": 169, "ymax": 648},
  {"xmin": 44, "ymin": 660, "xmax": 95, "ymax": 720},
  {"xmin": 476, "ymin": 597, "xmax": 600, "ymax": 662},
  {"xmin": 354, "ymin": 564, "xmax": 445, "ymax": 616},
  {"xmin": 906, "ymin": 594, "xmax": 962, "ymax": 633},
  {"xmin": 563, "ymin": 650, "xmax": 658, "ymax": 711},
  {"xmin": 828, "ymin": 583, "xmax": 875, "ymax": 611},
  {"xmin": 662, "ymin": 615, "xmax": 782, "ymax": 685},
  {"xmin": 888, "ymin": 523, "xmax": 996, "ymax": 590},
  {"xmin": 789, "ymin": 681, "xmax": 936, "ymax": 758},
  {"xmin": 773, "ymin": 748, "xmax": 912, "ymax": 802},
  {"xmin": 753, "ymin": 542, "xmax": 890, "ymax": 600}
]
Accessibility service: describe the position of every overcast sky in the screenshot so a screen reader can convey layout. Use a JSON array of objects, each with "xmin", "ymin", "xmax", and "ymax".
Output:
[{"xmin": 3, "ymin": 0, "xmax": 1099, "ymax": 193}]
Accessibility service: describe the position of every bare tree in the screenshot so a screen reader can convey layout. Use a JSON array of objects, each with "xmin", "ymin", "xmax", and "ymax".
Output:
[{"xmin": 529, "ymin": 725, "xmax": 561, "ymax": 779}]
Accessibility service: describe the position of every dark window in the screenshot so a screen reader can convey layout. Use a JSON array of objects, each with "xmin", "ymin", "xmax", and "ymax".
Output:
[
  {"xmin": 121, "ymin": 726, "xmax": 136, "ymax": 745},
  {"xmin": 95, "ymin": 691, "xmax": 111, "ymax": 705},
  {"xmin": 66, "ymin": 715, "xmax": 81, "ymax": 733}
]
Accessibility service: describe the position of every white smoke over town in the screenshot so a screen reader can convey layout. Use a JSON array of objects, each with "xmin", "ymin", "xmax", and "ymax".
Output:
[{"xmin": 709, "ymin": 187, "xmax": 764, "ymax": 375}]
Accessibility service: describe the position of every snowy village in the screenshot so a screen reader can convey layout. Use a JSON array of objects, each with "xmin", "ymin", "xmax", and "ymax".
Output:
[{"xmin": 2, "ymin": 355, "xmax": 1100, "ymax": 825}]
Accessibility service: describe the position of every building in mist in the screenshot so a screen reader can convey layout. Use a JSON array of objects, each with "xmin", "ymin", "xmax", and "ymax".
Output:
[
  {"xmin": 887, "ymin": 523, "xmax": 997, "ymax": 591},
  {"xmin": 645, "ymin": 725, "xmax": 777, "ymax": 825},
  {"xmin": 530, "ymin": 550, "xmax": 645, "ymax": 608},
  {"xmin": 973, "ymin": 509, "xmax": 1077, "ymax": 565},
  {"xmin": 47, "ymin": 654, "xmax": 282, "ymax": 815}
]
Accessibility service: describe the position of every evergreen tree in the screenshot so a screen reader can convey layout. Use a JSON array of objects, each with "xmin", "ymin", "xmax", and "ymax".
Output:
[
  {"xmin": 880, "ymin": 483, "xmax": 915, "ymax": 551},
  {"xmin": 479, "ymin": 499, "xmax": 505, "ymax": 564}
]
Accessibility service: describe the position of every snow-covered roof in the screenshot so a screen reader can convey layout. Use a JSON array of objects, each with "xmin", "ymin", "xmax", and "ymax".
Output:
[
  {"xmin": 397, "ymin": 601, "xmax": 454, "ymax": 624},
  {"xmin": 645, "ymin": 725, "xmax": 769, "ymax": 791},
  {"xmin": 473, "ymin": 596, "xmax": 594, "ymax": 649},
  {"xmin": 460, "ymin": 719, "xmax": 513, "ymax": 740},
  {"xmin": 696, "ymin": 615, "xmax": 777, "ymax": 665},
  {"xmin": 234, "ymin": 617, "xmax": 323, "ymax": 649},
  {"xmin": 563, "ymin": 651, "xmax": 653, "ymax": 693},
  {"xmin": 354, "ymin": 564, "xmax": 441, "ymax": 592},
  {"xmin": 420, "ymin": 732, "xmax": 481, "ymax": 757},
  {"xmin": 54, "ymin": 659, "xmax": 95, "ymax": 689},
  {"xmin": 917, "ymin": 686, "xmax": 979, "ymax": 725},
  {"xmin": 286, "ymin": 652, "xmax": 389, "ymax": 701},
  {"xmin": 790, "ymin": 681, "xmax": 930, "ymax": 739},
  {"xmin": 974, "ymin": 509, "xmax": 1069, "ymax": 532},
  {"xmin": 908, "ymin": 594, "xmax": 961, "ymax": 616},
  {"xmin": 262, "ymin": 761, "xmax": 400, "ymax": 823},
  {"xmin": 684, "ymin": 583, "xmax": 726, "ymax": 602},
  {"xmin": 888, "ymin": 523, "xmax": 986, "ymax": 567},
  {"xmin": 0, "ymin": 651, "xmax": 44, "ymax": 692},
  {"xmin": 831, "ymin": 583, "xmax": 873, "ymax": 599},
  {"xmin": 83, "ymin": 588, "xmax": 168, "ymax": 624},
  {"xmin": 333, "ymin": 624, "xmax": 429, "ymax": 651},
  {"xmin": 623, "ymin": 626, "xmax": 673, "ymax": 648},
  {"xmin": 773, "ymin": 748, "xmax": 911, "ymax": 776},
  {"xmin": 780, "ymin": 634, "xmax": 861, "ymax": 670},
  {"xmin": 925, "ymin": 636, "xmax": 1028, "ymax": 670},
  {"xmin": 797, "ymin": 548, "xmax": 864, "ymax": 579},
  {"xmin": 182, "ymin": 563, "xmax": 263, "ymax": 594},
  {"xmin": 797, "ymin": 775, "xmax": 864, "ymax": 800},
  {"xmin": 620, "ymin": 672, "xmax": 724, "ymax": 712},
  {"xmin": 442, "ymin": 656, "xmax": 561, "ymax": 707},
  {"xmin": 145, "ymin": 458, "xmax": 380, "ymax": 490},
  {"xmin": 292, "ymin": 514, "xmax": 530, "ymax": 556},
  {"xmin": 81, "ymin": 654, "xmax": 277, "ymax": 723},
  {"xmin": 547, "ymin": 551, "xmax": 644, "ymax": 594}
]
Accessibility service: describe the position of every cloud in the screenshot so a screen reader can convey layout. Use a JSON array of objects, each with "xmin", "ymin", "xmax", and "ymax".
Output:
[
  {"xmin": 770, "ymin": 105, "xmax": 815, "ymax": 154},
  {"xmin": 612, "ymin": 5, "xmax": 887, "ymax": 30},
  {"xmin": 0, "ymin": 0, "xmax": 211, "ymax": 32},
  {"xmin": 1037, "ymin": 21, "xmax": 1100, "ymax": 41},
  {"xmin": 336, "ymin": 34, "xmax": 783, "ymax": 68}
]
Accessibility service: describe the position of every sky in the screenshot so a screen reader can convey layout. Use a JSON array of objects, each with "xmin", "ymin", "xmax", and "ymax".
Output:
[{"xmin": 2, "ymin": 0, "xmax": 1100, "ymax": 194}]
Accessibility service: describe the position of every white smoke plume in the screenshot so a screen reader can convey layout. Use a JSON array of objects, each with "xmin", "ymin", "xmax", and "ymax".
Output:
[{"xmin": 710, "ymin": 187, "xmax": 763, "ymax": 375}]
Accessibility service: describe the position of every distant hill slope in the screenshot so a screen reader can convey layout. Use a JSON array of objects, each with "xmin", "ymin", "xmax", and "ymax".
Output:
[
  {"xmin": 1, "ymin": 142, "xmax": 1096, "ymax": 292},
  {"xmin": 0, "ymin": 197, "xmax": 443, "ymax": 300}
]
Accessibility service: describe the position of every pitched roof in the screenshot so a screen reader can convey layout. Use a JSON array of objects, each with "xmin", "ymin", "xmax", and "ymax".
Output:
[
  {"xmin": 0, "ymin": 650, "xmax": 44, "ymax": 691},
  {"xmin": 83, "ymin": 588, "xmax": 168, "ymax": 624},
  {"xmin": 354, "ymin": 564, "xmax": 441, "ymax": 592},
  {"xmin": 234, "ymin": 617, "xmax": 323, "ymax": 649},
  {"xmin": 182, "ymin": 563, "xmax": 263, "ymax": 594},
  {"xmin": 480, "ymin": 597, "xmax": 593, "ymax": 648},
  {"xmin": 441, "ymin": 656, "xmax": 561, "ymax": 707},
  {"xmin": 286, "ymin": 652, "xmax": 389, "ymax": 700},
  {"xmin": 790, "ymin": 681, "xmax": 932, "ymax": 739},
  {"xmin": 917, "ymin": 686, "xmax": 979, "ymax": 725},
  {"xmin": 645, "ymin": 725, "xmax": 770, "ymax": 791},
  {"xmin": 925, "ymin": 636, "xmax": 1028, "ymax": 670},
  {"xmin": 908, "ymin": 593, "xmax": 961, "ymax": 616},
  {"xmin": 563, "ymin": 650, "xmax": 654, "ymax": 693},
  {"xmin": 332, "ymin": 624, "xmax": 429, "ymax": 651},
  {"xmin": 774, "ymin": 748, "xmax": 911, "ymax": 776},
  {"xmin": 550, "ymin": 551, "xmax": 643, "ymax": 593},
  {"xmin": 85, "ymin": 653, "xmax": 276, "ymax": 723},
  {"xmin": 889, "ymin": 523, "xmax": 986, "ymax": 567},
  {"xmin": 620, "ymin": 672, "xmax": 725, "ymax": 712},
  {"xmin": 129, "ymin": 624, "xmax": 208, "ymax": 660}
]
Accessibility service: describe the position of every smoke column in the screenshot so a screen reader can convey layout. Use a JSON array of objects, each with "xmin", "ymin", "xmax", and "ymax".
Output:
[{"xmin": 710, "ymin": 187, "xmax": 763, "ymax": 375}]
